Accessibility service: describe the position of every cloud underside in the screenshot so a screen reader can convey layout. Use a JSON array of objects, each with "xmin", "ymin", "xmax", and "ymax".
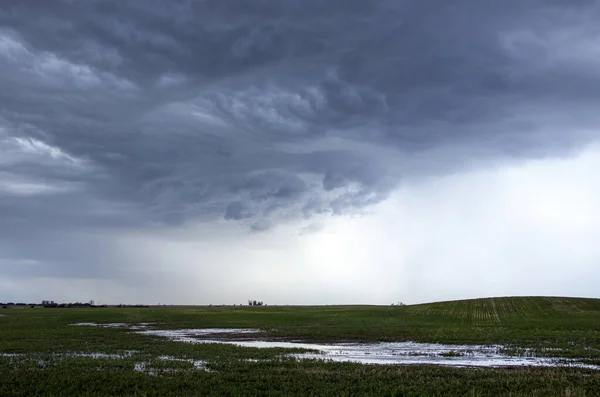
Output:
[{"xmin": 1, "ymin": 0, "xmax": 600, "ymax": 231}]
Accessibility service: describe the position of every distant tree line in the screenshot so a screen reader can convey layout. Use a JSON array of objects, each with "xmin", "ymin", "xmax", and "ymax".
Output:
[
  {"xmin": 248, "ymin": 300, "xmax": 265, "ymax": 306},
  {"xmin": 1, "ymin": 302, "xmax": 37, "ymax": 309},
  {"xmin": 42, "ymin": 303, "xmax": 150, "ymax": 308},
  {"xmin": 0, "ymin": 301, "xmax": 153, "ymax": 309}
]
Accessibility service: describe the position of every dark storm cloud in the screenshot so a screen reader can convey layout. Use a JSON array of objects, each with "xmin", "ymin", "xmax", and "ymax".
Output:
[{"xmin": 1, "ymin": 0, "xmax": 600, "ymax": 234}]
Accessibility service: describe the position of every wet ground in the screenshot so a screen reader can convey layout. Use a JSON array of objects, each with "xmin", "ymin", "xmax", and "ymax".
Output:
[{"xmin": 1, "ymin": 350, "xmax": 205, "ymax": 376}]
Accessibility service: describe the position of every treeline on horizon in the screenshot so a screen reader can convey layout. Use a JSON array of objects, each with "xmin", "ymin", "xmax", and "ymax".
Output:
[
  {"xmin": 1, "ymin": 302, "xmax": 153, "ymax": 309},
  {"xmin": 0, "ymin": 302, "xmax": 271, "ymax": 309}
]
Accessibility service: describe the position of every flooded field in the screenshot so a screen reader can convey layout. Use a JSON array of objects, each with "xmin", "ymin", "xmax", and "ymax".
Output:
[
  {"xmin": 73, "ymin": 323, "xmax": 600, "ymax": 370},
  {"xmin": 5, "ymin": 299, "xmax": 600, "ymax": 395}
]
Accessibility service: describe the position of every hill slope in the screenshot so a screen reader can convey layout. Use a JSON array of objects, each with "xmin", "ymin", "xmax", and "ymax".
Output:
[{"xmin": 405, "ymin": 296, "xmax": 600, "ymax": 326}]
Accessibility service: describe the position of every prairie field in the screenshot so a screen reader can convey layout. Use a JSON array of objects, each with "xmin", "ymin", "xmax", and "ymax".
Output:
[{"xmin": 1, "ymin": 296, "xmax": 600, "ymax": 396}]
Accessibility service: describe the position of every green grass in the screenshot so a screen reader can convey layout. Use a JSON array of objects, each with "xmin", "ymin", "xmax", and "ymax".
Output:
[{"xmin": 1, "ymin": 296, "xmax": 600, "ymax": 396}]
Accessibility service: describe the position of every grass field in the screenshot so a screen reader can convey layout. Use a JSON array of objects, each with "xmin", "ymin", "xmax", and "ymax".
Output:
[{"xmin": 1, "ymin": 296, "xmax": 600, "ymax": 396}]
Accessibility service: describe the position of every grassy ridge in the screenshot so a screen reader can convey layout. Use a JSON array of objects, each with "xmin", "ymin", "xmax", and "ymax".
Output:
[
  {"xmin": 407, "ymin": 296, "xmax": 600, "ymax": 324},
  {"xmin": 1, "ymin": 296, "xmax": 600, "ymax": 396}
]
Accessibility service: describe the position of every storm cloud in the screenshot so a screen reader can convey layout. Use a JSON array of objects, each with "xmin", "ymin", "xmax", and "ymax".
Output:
[{"xmin": 1, "ymin": 1, "xmax": 600, "ymax": 303}]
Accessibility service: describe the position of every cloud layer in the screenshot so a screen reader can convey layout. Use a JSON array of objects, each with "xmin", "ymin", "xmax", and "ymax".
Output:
[
  {"xmin": 1, "ymin": 1, "xmax": 600, "ymax": 303},
  {"xmin": 3, "ymin": 0, "xmax": 600, "ymax": 228}
]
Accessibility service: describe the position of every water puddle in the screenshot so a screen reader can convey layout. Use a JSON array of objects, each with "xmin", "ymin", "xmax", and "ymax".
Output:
[
  {"xmin": 71, "ymin": 322, "xmax": 154, "ymax": 330},
  {"xmin": 137, "ymin": 328, "xmax": 261, "ymax": 343},
  {"xmin": 71, "ymin": 322, "xmax": 152, "ymax": 329},
  {"xmin": 289, "ymin": 343, "xmax": 598, "ymax": 369},
  {"xmin": 134, "ymin": 356, "xmax": 208, "ymax": 375},
  {"xmin": 64, "ymin": 351, "xmax": 136, "ymax": 359},
  {"xmin": 1, "ymin": 353, "xmax": 23, "ymax": 358}
]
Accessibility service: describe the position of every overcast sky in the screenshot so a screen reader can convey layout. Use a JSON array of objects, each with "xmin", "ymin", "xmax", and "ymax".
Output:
[{"xmin": 1, "ymin": 0, "xmax": 600, "ymax": 305}]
